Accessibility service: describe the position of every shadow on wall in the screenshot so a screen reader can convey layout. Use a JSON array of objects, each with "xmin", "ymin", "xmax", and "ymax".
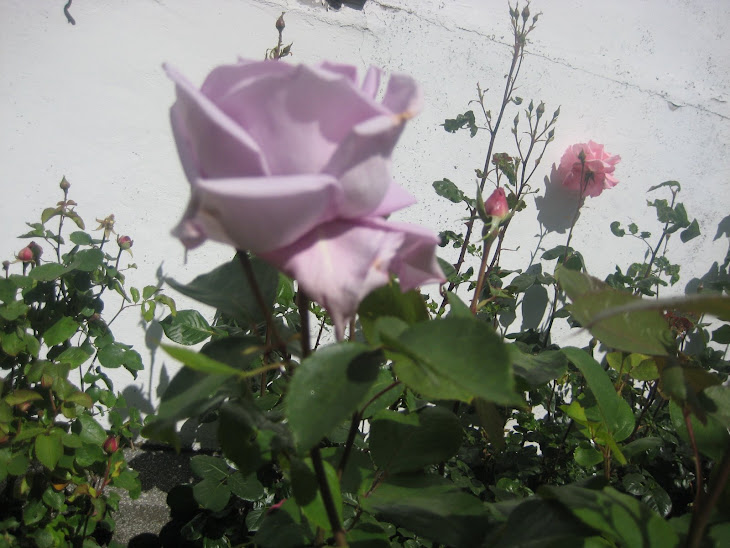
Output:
[
  {"xmin": 298, "ymin": 0, "xmax": 367, "ymax": 9},
  {"xmin": 534, "ymin": 164, "xmax": 584, "ymax": 235}
]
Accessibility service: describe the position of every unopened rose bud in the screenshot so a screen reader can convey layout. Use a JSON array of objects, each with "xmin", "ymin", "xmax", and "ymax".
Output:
[
  {"xmin": 60, "ymin": 177, "xmax": 71, "ymax": 191},
  {"xmin": 103, "ymin": 436, "xmax": 119, "ymax": 454},
  {"xmin": 2, "ymin": 260, "xmax": 9, "ymax": 272},
  {"xmin": 522, "ymin": 5, "xmax": 530, "ymax": 22},
  {"xmin": 117, "ymin": 236, "xmax": 133, "ymax": 250},
  {"xmin": 28, "ymin": 241, "xmax": 43, "ymax": 262},
  {"xmin": 484, "ymin": 188, "xmax": 509, "ymax": 220},
  {"xmin": 276, "ymin": 12, "xmax": 285, "ymax": 31},
  {"xmin": 17, "ymin": 246, "xmax": 34, "ymax": 263},
  {"xmin": 536, "ymin": 101, "xmax": 545, "ymax": 118}
]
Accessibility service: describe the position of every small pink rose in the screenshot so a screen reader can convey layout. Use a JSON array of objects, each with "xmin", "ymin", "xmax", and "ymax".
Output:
[
  {"xmin": 166, "ymin": 60, "xmax": 444, "ymax": 335},
  {"xmin": 117, "ymin": 235, "xmax": 133, "ymax": 250},
  {"xmin": 557, "ymin": 141, "xmax": 621, "ymax": 198},
  {"xmin": 484, "ymin": 188, "xmax": 509, "ymax": 219},
  {"xmin": 103, "ymin": 436, "xmax": 119, "ymax": 454},
  {"xmin": 17, "ymin": 246, "xmax": 34, "ymax": 263}
]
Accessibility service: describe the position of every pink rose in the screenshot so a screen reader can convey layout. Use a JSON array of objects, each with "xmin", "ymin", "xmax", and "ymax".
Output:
[
  {"xmin": 17, "ymin": 246, "xmax": 34, "ymax": 263},
  {"xmin": 165, "ymin": 60, "xmax": 444, "ymax": 335},
  {"xmin": 557, "ymin": 141, "xmax": 621, "ymax": 198},
  {"xmin": 484, "ymin": 188, "xmax": 509, "ymax": 219}
]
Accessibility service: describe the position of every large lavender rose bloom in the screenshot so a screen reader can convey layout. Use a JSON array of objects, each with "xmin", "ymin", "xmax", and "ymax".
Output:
[{"xmin": 165, "ymin": 60, "xmax": 444, "ymax": 335}]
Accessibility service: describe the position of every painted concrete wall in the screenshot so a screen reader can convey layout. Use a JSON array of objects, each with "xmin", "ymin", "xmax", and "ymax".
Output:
[{"xmin": 2, "ymin": 0, "xmax": 728, "ymax": 412}]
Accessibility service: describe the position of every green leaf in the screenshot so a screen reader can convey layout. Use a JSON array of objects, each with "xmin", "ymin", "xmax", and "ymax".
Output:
[
  {"xmin": 229, "ymin": 472, "xmax": 265, "ymax": 501},
  {"xmin": 493, "ymin": 498, "xmax": 597, "ymax": 547},
  {"xmin": 648, "ymin": 180, "xmax": 681, "ymax": 192},
  {"xmin": 190, "ymin": 455, "xmax": 229, "ymax": 482},
  {"xmin": 358, "ymin": 281, "xmax": 429, "ymax": 344},
  {"xmin": 130, "ymin": 286, "xmax": 140, "ymax": 303},
  {"xmin": 510, "ymin": 346, "xmax": 567, "ymax": 387},
  {"xmin": 41, "ymin": 207, "xmax": 61, "ymax": 224},
  {"xmin": 442, "ymin": 110, "xmax": 478, "ymax": 136},
  {"xmin": 361, "ymin": 474, "xmax": 490, "ymax": 547},
  {"xmin": 433, "ymin": 179, "xmax": 466, "ymax": 204},
  {"xmin": 97, "ymin": 342, "xmax": 128, "ymax": 368},
  {"xmin": 384, "ymin": 317, "xmax": 519, "ymax": 405},
  {"xmin": 542, "ymin": 484, "xmax": 678, "ymax": 547},
  {"xmin": 446, "ymin": 291, "xmax": 472, "ymax": 318},
  {"xmin": 162, "ymin": 344, "xmax": 247, "ymax": 377},
  {"xmin": 670, "ymin": 401, "xmax": 730, "ymax": 461},
  {"xmin": 160, "ymin": 309, "xmax": 212, "ymax": 345},
  {"xmin": 68, "ymin": 248, "xmax": 104, "ymax": 272},
  {"xmin": 22, "ymin": 498, "xmax": 47, "ymax": 526},
  {"xmin": 556, "ymin": 267, "xmax": 674, "ymax": 355},
  {"xmin": 57, "ymin": 345, "xmax": 95, "ymax": 368},
  {"xmin": 286, "ymin": 343, "xmax": 381, "ymax": 451},
  {"xmin": 369, "ymin": 407, "xmax": 462, "ymax": 474},
  {"xmin": 72, "ymin": 414, "xmax": 107, "ymax": 445},
  {"xmin": 562, "ymin": 348, "xmax": 635, "ymax": 443},
  {"xmin": 69, "ymin": 231, "xmax": 94, "ymax": 245},
  {"xmin": 166, "ymin": 255, "xmax": 278, "ymax": 327},
  {"xmin": 254, "ymin": 499, "xmax": 310, "ymax": 548},
  {"xmin": 680, "ymin": 219, "xmax": 700, "ymax": 242},
  {"xmin": 610, "ymin": 222, "xmax": 625, "ymax": 237},
  {"xmin": 35, "ymin": 433, "xmax": 63, "ymax": 470},
  {"xmin": 0, "ymin": 278, "xmax": 18, "ymax": 303},
  {"xmin": 291, "ymin": 458, "xmax": 342, "ymax": 533},
  {"xmin": 358, "ymin": 368, "xmax": 402, "ymax": 418},
  {"xmin": 0, "ymin": 300, "xmax": 29, "ymax": 321},
  {"xmin": 43, "ymin": 316, "xmax": 80, "ymax": 347},
  {"xmin": 28, "ymin": 263, "xmax": 68, "ymax": 281},
  {"xmin": 193, "ymin": 477, "xmax": 231, "ymax": 512},
  {"xmin": 4, "ymin": 389, "xmax": 43, "ymax": 406},
  {"xmin": 711, "ymin": 324, "xmax": 730, "ymax": 344},
  {"xmin": 574, "ymin": 443, "xmax": 604, "ymax": 467}
]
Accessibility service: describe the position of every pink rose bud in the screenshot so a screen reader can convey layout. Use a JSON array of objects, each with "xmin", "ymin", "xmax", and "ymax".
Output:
[
  {"xmin": 117, "ymin": 236, "xmax": 133, "ymax": 250},
  {"xmin": 103, "ymin": 436, "xmax": 119, "ymax": 454},
  {"xmin": 484, "ymin": 188, "xmax": 509, "ymax": 219},
  {"xmin": 17, "ymin": 246, "xmax": 34, "ymax": 263}
]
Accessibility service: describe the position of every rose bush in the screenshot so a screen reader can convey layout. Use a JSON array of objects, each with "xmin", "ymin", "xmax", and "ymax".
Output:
[
  {"xmin": 557, "ymin": 140, "xmax": 621, "ymax": 197},
  {"xmin": 165, "ymin": 59, "xmax": 444, "ymax": 335}
]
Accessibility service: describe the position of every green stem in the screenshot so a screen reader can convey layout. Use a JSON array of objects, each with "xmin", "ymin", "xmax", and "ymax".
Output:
[{"xmin": 310, "ymin": 446, "xmax": 347, "ymax": 546}]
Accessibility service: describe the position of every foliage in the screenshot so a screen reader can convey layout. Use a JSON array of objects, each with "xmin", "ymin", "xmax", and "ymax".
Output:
[
  {"xmin": 0, "ymin": 179, "xmax": 174, "ymax": 546},
  {"xmin": 137, "ymin": 3, "xmax": 730, "ymax": 548}
]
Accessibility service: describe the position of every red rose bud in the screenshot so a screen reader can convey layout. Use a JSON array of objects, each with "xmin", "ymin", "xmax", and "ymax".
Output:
[
  {"xmin": 103, "ymin": 436, "xmax": 119, "ymax": 454},
  {"xmin": 276, "ymin": 12, "xmax": 286, "ymax": 31},
  {"xmin": 17, "ymin": 246, "xmax": 34, "ymax": 263},
  {"xmin": 117, "ymin": 235, "xmax": 133, "ymax": 250},
  {"xmin": 484, "ymin": 188, "xmax": 509, "ymax": 220}
]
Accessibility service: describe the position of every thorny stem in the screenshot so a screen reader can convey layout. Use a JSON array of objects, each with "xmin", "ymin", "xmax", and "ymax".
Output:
[
  {"xmin": 298, "ymin": 291, "xmax": 346, "ymax": 546},
  {"xmin": 338, "ymin": 412, "xmax": 361, "ymax": 481},
  {"xmin": 442, "ymin": 14, "xmax": 531, "ymax": 301},
  {"xmin": 470, "ymin": 232, "xmax": 497, "ymax": 313},
  {"xmin": 684, "ymin": 407, "xmax": 705, "ymax": 512},
  {"xmin": 310, "ymin": 446, "xmax": 347, "ymax": 546},
  {"xmin": 236, "ymin": 251, "xmax": 286, "ymax": 354},
  {"xmin": 628, "ymin": 381, "xmax": 657, "ymax": 441}
]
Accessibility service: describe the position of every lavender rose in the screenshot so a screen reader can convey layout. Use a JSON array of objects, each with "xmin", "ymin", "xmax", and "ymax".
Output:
[{"xmin": 165, "ymin": 60, "xmax": 444, "ymax": 336}]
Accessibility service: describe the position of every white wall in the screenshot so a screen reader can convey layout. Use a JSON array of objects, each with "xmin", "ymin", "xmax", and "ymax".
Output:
[{"xmin": 2, "ymin": 0, "xmax": 728, "ymax": 411}]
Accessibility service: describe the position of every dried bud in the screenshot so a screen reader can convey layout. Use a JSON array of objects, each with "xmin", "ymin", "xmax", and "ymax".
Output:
[
  {"xmin": 536, "ymin": 101, "xmax": 545, "ymax": 118},
  {"xmin": 2, "ymin": 260, "xmax": 9, "ymax": 272},
  {"xmin": 484, "ymin": 188, "xmax": 509, "ymax": 220},
  {"xmin": 117, "ymin": 235, "xmax": 133, "ymax": 250},
  {"xmin": 59, "ymin": 177, "xmax": 71, "ymax": 191},
  {"xmin": 17, "ymin": 246, "xmax": 34, "ymax": 263},
  {"xmin": 103, "ymin": 436, "xmax": 119, "ymax": 454},
  {"xmin": 95, "ymin": 214, "xmax": 116, "ymax": 239},
  {"xmin": 276, "ymin": 12, "xmax": 285, "ymax": 31},
  {"xmin": 28, "ymin": 241, "xmax": 43, "ymax": 262}
]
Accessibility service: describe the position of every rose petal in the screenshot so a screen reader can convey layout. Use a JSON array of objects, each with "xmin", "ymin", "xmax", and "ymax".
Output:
[
  {"xmin": 366, "ymin": 218, "xmax": 445, "ymax": 290},
  {"xmin": 173, "ymin": 175, "xmax": 343, "ymax": 252},
  {"xmin": 361, "ymin": 66, "xmax": 382, "ymax": 99},
  {"xmin": 201, "ymin": 59, "xmax": 293, "ymax": 99},
  {"xmin": 261, "ymin": 220, "xmax": 404, "ymax": 338},
  {"xmin": 370, "ymin": 182, "xmax": 417, "ymax": 217},
  {"xmin": 166, "ymin": 64, "xmax": 269, "ymax": 180},
  {"xmin": 211, "ymin": 64, "xmax": 385, "ymax": 176},
  {"xmin": 317, "ymin": 61, "xmax": 358, "ymax": 84},
  {"xmin": 382, "ymin": 73, "xmax": 423, "ymax": 118}
]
